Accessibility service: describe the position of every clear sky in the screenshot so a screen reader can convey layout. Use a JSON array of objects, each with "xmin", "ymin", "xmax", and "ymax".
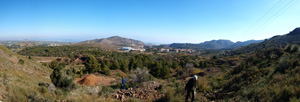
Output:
[{"xmin": 0, "ymin": 0, "xmax": 300, "ymax": 44}]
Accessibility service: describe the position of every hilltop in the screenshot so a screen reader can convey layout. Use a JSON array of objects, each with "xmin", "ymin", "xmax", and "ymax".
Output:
[
  {"xmin": 74, "ymin": 36, "xmax": 145, "ymax": 49},
  {"xmin": 234, "ymin": 27, "xmax": 300, "ymax": 54}
]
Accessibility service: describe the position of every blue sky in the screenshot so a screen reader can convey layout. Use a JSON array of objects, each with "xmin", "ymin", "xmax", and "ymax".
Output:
[{"xmin": 0, "ymin": 0, "xmax": 300, "ymax": 44}]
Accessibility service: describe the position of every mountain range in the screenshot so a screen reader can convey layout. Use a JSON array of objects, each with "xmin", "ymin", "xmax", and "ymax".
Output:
[
  {"xmin": 169, "ymin": 39, "xmax": 263, "ymax": 49},
  {"xmin": 73, "ymin": 36, "xmax": 263, "ymax": 50},
  {"xmin": 71, "ymin": 27, "xmax": 300, "ymax": 51}
]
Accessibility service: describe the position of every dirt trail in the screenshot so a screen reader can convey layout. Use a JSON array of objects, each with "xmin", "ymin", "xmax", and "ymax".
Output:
[{"xmin": 75, "ymin": 74, "xmax": 116, "ymax": 86}]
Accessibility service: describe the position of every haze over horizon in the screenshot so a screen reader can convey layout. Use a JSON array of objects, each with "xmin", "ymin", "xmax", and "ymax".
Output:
[{"xmin": 1, "ymin": 0, "xmax": 300, "ymax": 44}]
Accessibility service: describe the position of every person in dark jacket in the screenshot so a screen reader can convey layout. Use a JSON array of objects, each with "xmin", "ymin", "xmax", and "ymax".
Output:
[
  {"xmin": 121, "ymin": 76, "xmax": 126, "ymax": 91},
  {"xmin": 185, "ymin": 75, "xmax": 198, "ymax": 102}
]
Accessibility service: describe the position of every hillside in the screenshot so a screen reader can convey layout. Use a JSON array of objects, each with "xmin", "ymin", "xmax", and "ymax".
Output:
[
  {"xmin": 75, "ymin": 36, "xmax": 145, "ymax": 49},
  {"xmin": 169, "ymin": 39, "xmax": 262, "ymax": 49},
  {"xmin": 234, "ymin": 27, "xmax": 300, "ymax": 54},
  {"xmin": 209, "ymin": 46, "xmax": 300, "ymax": 101},
  {"xmin": 229, "ymin": 40, "xmax": 263, "ymax": 48},
  {"xmin": 0, "ymin": 45, "xmax": 52, "ymax": 101}
]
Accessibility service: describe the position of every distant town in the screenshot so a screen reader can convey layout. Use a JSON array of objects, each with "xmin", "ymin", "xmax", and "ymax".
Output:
[
  {"xmin": 0, "ymin": 40, "xmax": 200, "ymax": 54},
  {"xmin": 0, "ymin": 40, "xmax": 73, "ymax": 52}
]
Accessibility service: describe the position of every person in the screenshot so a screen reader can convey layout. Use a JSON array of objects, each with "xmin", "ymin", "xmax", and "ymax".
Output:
[
  {"xmin": 185, "ymin": 75, "xmax": 198, "ymax": 102},
  {"xmin": 121, "ymin": 76, "xmax": 126, "ymax": 91}
]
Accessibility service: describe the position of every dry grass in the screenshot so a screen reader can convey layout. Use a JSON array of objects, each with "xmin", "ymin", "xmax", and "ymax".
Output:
[
  {"xmin": 197, "ymin": 77, "xmax": 211, "ymax": 93},
  {"xmin": 0, "ymin": 45, "xmax": 53, "ymax": 101}
]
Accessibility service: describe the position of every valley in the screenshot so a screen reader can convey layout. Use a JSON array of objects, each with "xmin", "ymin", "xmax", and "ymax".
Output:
[{"xmin": 1, "ymin": 28, "xmax": 300, "ymax": 101}]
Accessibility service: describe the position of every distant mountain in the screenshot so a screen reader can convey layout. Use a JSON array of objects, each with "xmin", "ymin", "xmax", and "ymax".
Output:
[
  {"xmin": 229, "ymin": 40, "xmax": 263, "ymax": 48},
  {"xmin": 169, "ymin": 39, "xmax": 262, "ymax": 49},
  {"xmin": 202, "ymin": 40, "xmax": 235, "ymax": 49},
  {"xmin": 234, "ymin": 27, "xmax": 300, "ymax": 53},
  {"xmin": 74, "ymin": 36, "xmax": 145, "ymax": 49}
]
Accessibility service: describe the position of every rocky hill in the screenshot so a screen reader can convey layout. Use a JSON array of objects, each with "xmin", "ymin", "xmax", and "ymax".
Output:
[
  {"xmin": 75, "ymin": 36, "xmax": 145, "ymax": 49},
  {"xmin": 0, "ymin": 45, "xmax": 52, "ymax": 101},
  {"xmin": 234, "ymin": 27, "xmax": 300, "ymax": 53}
]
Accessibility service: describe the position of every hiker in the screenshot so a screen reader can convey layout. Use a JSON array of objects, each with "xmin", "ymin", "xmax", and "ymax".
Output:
[
  {"xmin": 121, "ymin": 76, "xmax": 126, "ymax": 91},
  {"xmin": 185, "ymin": 75, "xmax": 198, "ymax": 102}
]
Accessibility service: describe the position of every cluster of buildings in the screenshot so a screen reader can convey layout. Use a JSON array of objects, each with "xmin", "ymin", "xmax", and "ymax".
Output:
[
  {"xmin": 39, "ymin": 43, "xmax": 62, "ymax": 46},
  {"xmin": 120, "ymin": 46, "xmax": 146, "ymax": 52},
  {"xmin": 157, "ymin": 48, "xmax": 196, "ymax": 53},
  {"xmin": 120, "ymin": 46, "xmax": 196, "ymax": 53}
]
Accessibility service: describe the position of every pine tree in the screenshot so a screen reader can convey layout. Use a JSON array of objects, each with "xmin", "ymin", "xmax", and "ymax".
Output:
[
  {"xmin": 84, "ymin": 55, "xmax": 101, "ymax": 74},
  {"xmin": 103, "ymin": 65, "xmax": 110, "ymax": 75},
  {"xmin": 49, "ymin": 60, "xmax": 59, "ymax": 69},
  {"xmin": 120, "ymin": 59, "xmax": 129, "ymax": 73},
  {"xmin": 111, "ymin": 60, "xmax": 121, "ymax": 70}
]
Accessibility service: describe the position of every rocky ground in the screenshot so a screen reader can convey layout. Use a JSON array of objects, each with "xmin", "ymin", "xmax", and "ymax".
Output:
[{"xmin": 111, "ymin": 81, "xmax": 164, "ymax": 101}]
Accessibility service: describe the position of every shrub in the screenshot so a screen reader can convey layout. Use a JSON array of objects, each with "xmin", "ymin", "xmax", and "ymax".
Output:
[
  {"xmin": 18, "ymin": 59, "xmax": 24, "ymax": 65},
  {"xmin": 275, "ymin": 56, "xmax": 292, "ymax": 73},
  {"xmin": 292, "ymin": 45, "xmax": 299, "ymax": 53},
  {"xmin": 156, "ymin": 87, "xmax": 184, "ymax": 102},
  {"xmin": 50, "ymin": 66, "xmax": 76, "ymax": 91},
  {"xmin": 55, "ymin": 89, "xmax": 65, "ymax": 96},
  {"xmin": 285, "ymin": 45, "xmax": 292, "ymax": 52},
  {"xmin": 49, "ymin": 60, "xmax": 59, "ymax": 69},
  {"xmin": 41, "ymin": 63, "xmax": 48, "ymax": 67},
  {"xmin": 84, "ymin": 55, "xmax": 101, "ymax": 73},
  {"xmin": 102, "ymin": 65, "xmax": 110, "ymax": 75},
  {"xmin": 197, "ymin": 77, "xmax": 211, "ymax": 93},
  {"xmin": 130, "ymin": 68, "xmax": 154, "ymax": 83},
  {"xmin": 98, "ymin": 86, "xmax": 114, "ymax": 97},
  {"xmin": 27, "ymin": 92, "xmax": 45, "ymax": 102},
  {"xmin": 39, "ymin": 86, "xmax": 48, "ymax": 94}
]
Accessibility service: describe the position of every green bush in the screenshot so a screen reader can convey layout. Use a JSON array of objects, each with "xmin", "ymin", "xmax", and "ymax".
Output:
[
  {"xmin": 49, "ymin": 60, "xmax": 59, "ymax": 69},
  {"xmin": 156, "ymin": 87, "xmax": 184, "ymax": 102},
  {"xmin": 84, "ymin": 55, "xmax": 101, "ymax": 74},
  {"xmin": 285, "ymin": 45, "xmax": 293, "ymax": 52},
  {"xmin": 275, "ymin": 56, "xmax": 292, "ymax": 74},
  {"xmin": 98, "ymin": 86, "xmax": 114, "ymax": 97},
  {"xmin": 292, "ymin": 45, "xmax": 299, "ymax": 53},
  {"xmin": 55, "ymin": 89, "xmax": 65, "ymax": 96},
  {"xmin": 18, "ymin": 59, "xmax": 24, "ymax": 65},
  {"xmin": 102, "ymin": 65, "xmax": 110, "ymax": 75},
  {"xmin": 41, "ymin": 63, "xmax": 48, "ymax": 67},
  {"xmin": 50, "ymin": 64, "xmax": 76, "ymax": 91},
  {"xmin": 130, "ymin": 68, "xmax": 154, "ymax": 83},
  {"xmin": 39, "ymin": 86, "xmax": 48, "ymax": 94}
]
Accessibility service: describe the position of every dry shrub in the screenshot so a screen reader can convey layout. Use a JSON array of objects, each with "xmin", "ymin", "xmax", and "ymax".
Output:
[
  {"xmin": 126, "ymin": 97, "xmax": 143, "ymax": 102},
  {"xmin": 156, "ymin": 87, "xmax": 184, "ymax": 102},
  {"xmin": 130, "ymin": 68, "xmax": 153, "ymax": 83},
  {"xmin": 192, "ymin": 68, "xmax": 203, "ymax": 75},
  {"xmin": 197, "ymin": 77, "xmax": 211, "ymax": 93}
]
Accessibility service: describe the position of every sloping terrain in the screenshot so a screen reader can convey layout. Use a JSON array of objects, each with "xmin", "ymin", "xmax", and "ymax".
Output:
[
  {"xmin": 229, "ymin": 40, "xmax": 263, "ymax": 48},
  {"xmin": 0, "ymin": 45, "xmax": 52, "ymax": 101},
  {"xmin": 234, "ymin": 27, "xmax": 300, "ymax": 54},
  {"xmin": 209, "ymin": 46, "xmax": 300, "ymax": 101}
]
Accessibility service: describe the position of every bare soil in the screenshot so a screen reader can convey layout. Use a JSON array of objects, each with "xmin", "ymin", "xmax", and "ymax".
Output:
[{"xmin": 75, "ymin": 74, "xmax": 116, "ymax": 86}]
